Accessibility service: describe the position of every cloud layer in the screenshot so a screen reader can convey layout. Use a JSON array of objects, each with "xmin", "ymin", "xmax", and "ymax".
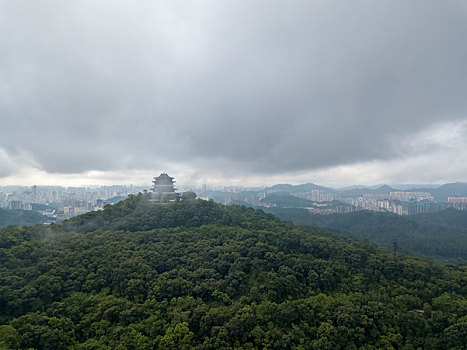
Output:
[{"xmin": 1, "ymin": 0, "xmax": 467, "ymax": 185}]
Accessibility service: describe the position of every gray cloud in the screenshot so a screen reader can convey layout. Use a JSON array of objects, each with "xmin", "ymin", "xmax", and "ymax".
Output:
[{"xmin": 1, "ymin": 0, "xmax": 467, "ymax": 179}]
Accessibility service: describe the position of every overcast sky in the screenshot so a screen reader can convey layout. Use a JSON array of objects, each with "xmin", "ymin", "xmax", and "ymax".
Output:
[{"xmin": 1, "ymin": 0, "xmax": 467, "ymax": 187}]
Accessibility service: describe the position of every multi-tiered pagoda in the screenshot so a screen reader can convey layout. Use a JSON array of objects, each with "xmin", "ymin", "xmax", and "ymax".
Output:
[{"xmin": 150, "ymin": 173, "xmax": 180, "ymax": 203}]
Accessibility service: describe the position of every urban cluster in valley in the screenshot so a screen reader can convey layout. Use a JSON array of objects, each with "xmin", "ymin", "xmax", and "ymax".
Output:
[{"xmin": 2, "ymin": 174, "xmax": 467, "ymax": 221}]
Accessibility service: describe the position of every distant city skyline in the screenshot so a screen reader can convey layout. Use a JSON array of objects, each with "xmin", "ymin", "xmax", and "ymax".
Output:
[{"xmin": 4, "ymin": 177, "xmax": 466, "ymax": 221}]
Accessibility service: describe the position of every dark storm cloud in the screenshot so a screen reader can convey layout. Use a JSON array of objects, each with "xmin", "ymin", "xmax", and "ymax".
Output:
[{"xmin": 1, "ymin": 0, "xmax": 467, "ymax": 177}]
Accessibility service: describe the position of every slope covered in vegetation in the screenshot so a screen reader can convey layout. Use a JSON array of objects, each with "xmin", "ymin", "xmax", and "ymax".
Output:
[
  {"xmin": 1, "ymin": 195, "xmax": 466, "ymax": 349},
  {"xmin": 265, "ymin": 207, "xmax": 467, "ymax": 264},
  {"xmin": 0, "ymin": 208, "xmax": 50, "ymax": 227}
]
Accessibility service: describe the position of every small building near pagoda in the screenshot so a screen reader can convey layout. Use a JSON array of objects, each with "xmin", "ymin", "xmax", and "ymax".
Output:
[{"xmin": 149, "ymin": 173, "xmax": 180, "ymax": 203}]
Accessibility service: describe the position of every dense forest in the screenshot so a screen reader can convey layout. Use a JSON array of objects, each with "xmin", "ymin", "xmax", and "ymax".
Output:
[
  {"xmin": 1, "ymin": 195, "xmax": 467, "ymax": 349},
  {"xmin": 265, "ymin": 207, "xmax": 467, "ymax": 264},
  {"xmin": 0, "ymin": 208, "xmax": 50, "ymax": 228}
]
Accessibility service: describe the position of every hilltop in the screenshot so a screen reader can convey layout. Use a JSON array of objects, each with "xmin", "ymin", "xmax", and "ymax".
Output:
[{"xmin": 0, "ymin": 195, "xmax": 466, "ymax": 349}]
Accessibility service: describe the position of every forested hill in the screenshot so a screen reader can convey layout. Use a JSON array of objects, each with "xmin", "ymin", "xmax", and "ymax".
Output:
[
  {"xmin": 59, "ymin": 194, "xmax": 282, "ymax": 233},
  {"xmin": 265, "ymin": 207, "xmax": 467, "ymax": 264},
  {"xmin": 0, "ymin": 208, "xmax": 50, "ymax": 227},
  {"xmin": 1, "ymin": 195, "xmax": 467, "ymax": 349}
]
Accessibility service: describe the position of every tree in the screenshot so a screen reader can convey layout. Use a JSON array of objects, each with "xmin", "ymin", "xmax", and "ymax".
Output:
[
  {"xmin": 0, "ymin": 325, "xmax": 19, "ymax": 349},
  {"xmin": 182, "ymin": 191, "xmax": 197, "ymax": 201},
  {"xmin": 158, "ymin": 322, "xmax": 194, "ymax": 350}
]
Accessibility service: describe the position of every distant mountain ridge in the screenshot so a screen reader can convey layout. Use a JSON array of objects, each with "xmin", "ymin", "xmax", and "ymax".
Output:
[
  {"xmin": 265, "ymin": 182, "xmax": 338, "ymax": 194},
  {"xmin": 258, "ymin": 182, "xmax": 467, "ymax": 201},
  {"xmin": 338, "ymin": 184, "xmax": 397, "ymax": 197},
  {"xmin": 260, "ymin": 193, "xmax": 318, "ymax": 208},
  {"xmin": 336, "ymin": 182, "xmax": 467, "ymax": 201},
  {"xmin": 252, "ymin": 183, "xmax": 398, "ymax": 198},
  {"xmin": 404, "ymin": 182, "xmax": 467, "ymax": 201}
]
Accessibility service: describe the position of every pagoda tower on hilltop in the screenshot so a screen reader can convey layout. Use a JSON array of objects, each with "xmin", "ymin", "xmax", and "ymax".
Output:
[{"xmin": 150, "ymin": 173, "xmax": 180, "ymax": 203}]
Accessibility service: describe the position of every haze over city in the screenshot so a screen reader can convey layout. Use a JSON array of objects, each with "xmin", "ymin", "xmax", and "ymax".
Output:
[{"xmin": 2, "ymin": 1, "xmax": 467, "ymax": 187}]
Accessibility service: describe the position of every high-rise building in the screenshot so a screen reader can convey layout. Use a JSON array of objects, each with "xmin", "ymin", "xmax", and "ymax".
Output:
[
  {"xmin": 311, "ymin": 190, "xmax": 334, "ymax": 202},
  {"xmin": 405, "ymin": 200, "xmax": 442, "ymax": 215},
  {"xmin": 9, "ymin": 200, "xmax": 23, "ymax": 210},
  {"xmin": 311, "ymin": 190, "xmax": 321, "ymax": 201}
]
